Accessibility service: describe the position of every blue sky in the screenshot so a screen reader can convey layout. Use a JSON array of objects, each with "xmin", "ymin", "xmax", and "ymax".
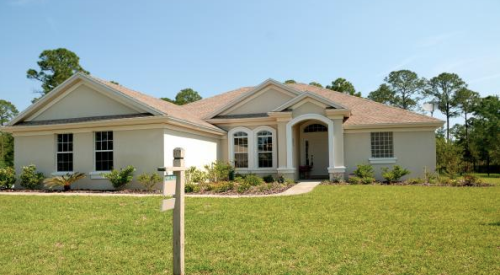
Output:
[{"xmin": 1, "ymin": 0, "xmax": 499, "ymax": 125}]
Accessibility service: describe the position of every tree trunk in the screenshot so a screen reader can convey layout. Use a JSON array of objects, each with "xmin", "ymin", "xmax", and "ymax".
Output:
[{"xmin": 446, "ymin": 103, "xmax": 450, "ymax": 141}]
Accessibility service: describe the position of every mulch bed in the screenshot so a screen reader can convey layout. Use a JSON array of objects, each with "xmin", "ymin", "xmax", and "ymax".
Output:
[{"xmin": 188, "ymin": 183, "xmax": 295, "ymax": 196}]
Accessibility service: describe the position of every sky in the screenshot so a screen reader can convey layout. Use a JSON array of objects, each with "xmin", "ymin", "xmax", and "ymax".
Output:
[{"xmin": 1, "ymin": 0, "xmax": 499, "ymax": 125}]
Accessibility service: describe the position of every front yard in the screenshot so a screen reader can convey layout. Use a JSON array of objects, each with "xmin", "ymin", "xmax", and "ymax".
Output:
[{"xmin": 1, "ymin": 185, "xmax": 499, "ymax": 274}]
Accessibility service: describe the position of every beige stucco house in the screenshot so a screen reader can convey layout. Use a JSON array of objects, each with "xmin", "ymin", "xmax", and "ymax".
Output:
[{"xmin": 4, "ymin": 73, "xmax": 443, "ymax": 189}]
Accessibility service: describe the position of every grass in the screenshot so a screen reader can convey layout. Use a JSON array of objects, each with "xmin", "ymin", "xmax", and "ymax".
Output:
[
  {"xmin": 476, "ymin": 173, "xmax": 500, "ymax": 186},
  {"xmin": 1, "ymin": 185, "xmax": 499, "ymax": 274}
]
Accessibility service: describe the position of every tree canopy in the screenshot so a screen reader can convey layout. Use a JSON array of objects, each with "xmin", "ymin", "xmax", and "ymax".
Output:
[
  {"xmin": 0, "ymin": 100, "xmax": 18, "ymax": 126},
  {"xmin": 368, "ymin": 70, "xmax": 426, "ymax": 111},
  {"xmin": 308, "ymin": 82, "xmax": 323, "ymax": 88},
  {"xmin": 0, "ymin": 100, "xmax": 18, "ymax": 168},
  {"xmin": 326, "ymin": 78, "xmax": 361, "ymax": 97},
  {"xmin": 162, "ymin": 88, "xmax": 202, "ymax": 105},
  {"xmin": 284, "ymin": 79, "xmax": 297, "ymax": 84},
  {"xmin": 27, "ymin": 48, "xmax": 89, "ymax": 95}
]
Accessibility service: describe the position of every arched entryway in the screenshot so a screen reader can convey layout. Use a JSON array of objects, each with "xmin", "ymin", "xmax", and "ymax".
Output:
[{"xmin": 285, "ymin": 114, "xmax": 334, "ymax": 179}]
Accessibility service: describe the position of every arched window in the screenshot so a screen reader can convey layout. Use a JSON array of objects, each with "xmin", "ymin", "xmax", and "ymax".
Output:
[
  {"xmin": 304, "ymin": 124, "xmax": 327, "ymax": 133},
  {"xmin": 233, "ymin": 132, "xmax": 249, "ymax": 168},
  {"xmin": 256, "ymin": 130, "xmax": 273, "ymax": 168}
]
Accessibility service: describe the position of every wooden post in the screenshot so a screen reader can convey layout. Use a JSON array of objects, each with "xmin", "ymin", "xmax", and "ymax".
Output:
[{"xmin": 172, "ymin": 148, "xmax": 185, "ymax": 275}]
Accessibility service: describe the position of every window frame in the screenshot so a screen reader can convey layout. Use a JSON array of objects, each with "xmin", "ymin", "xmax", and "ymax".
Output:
[
  {"xmin": 55, "ymin": 133, "xmax": 74, "ymax": 172},
  {"xmin": 253, "ymin": 126, "xmax": 277, "ymax": 170},
  {"xmin": 256, "ymin": 130, "xmax": 273, "ymax": 168},
  {"xmin": 370, "ymin": 132, "xmax": 394, "ymax": 159},
  {"xmin": 233, "ymin": 131, "xmax": 249, "ymax": 168},
  {"xmin": 94, "ymin": 131, "xmax": 114, "ymax": 172}
]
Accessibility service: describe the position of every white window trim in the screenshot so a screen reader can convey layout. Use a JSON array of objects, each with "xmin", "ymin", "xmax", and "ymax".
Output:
[
  {"xmin": 55, "ymin": 133, "xmax": 74, "ymax": 173},
  {"xmin": 368, "ymin": 157, "xmax": 398, "ymax": 164},
  {"xmin": 93, "ymin": 131, "xmax": 114, "ymax": 174},
  {"xmin": 228, "ymin": 127, "xmax": 254, "ymax": 170},
  {"xmin": 253, "ymin": 126, "xmax": 277, "ymax": 170}
]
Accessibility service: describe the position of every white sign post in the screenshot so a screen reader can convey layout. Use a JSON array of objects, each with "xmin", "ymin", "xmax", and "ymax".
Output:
[{"xmin": 158, "ymin": 148, "xmax": 186, "ymax": 275}]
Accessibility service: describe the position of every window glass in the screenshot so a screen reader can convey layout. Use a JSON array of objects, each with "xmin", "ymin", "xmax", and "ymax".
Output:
[
  {"xmin": 257, "ymin": 130, "xmax": 273, "ymax": 168},
  {"xmin": 370, "ymin": 132, "xmax": 394, "ymax": 158},
  {"xmin": 304, "ymin": 124, "xmax": 327, "ymax": 133},
  {"xmin": 95, "ymin": 131, "xmax": 114, "ymax": 171},
  {"xmin": 233, "ymin": 132, "xmax": 248, "ymax": 168},
  {"xmin": 57, "ymin": 133, "xmax": 73, "ymax": 172}
]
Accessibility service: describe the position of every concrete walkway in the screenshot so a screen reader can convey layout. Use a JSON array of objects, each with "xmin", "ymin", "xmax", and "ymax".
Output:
[{"xmin": 0, "ymin": 181, "xmax": 321, "ymax": 198}]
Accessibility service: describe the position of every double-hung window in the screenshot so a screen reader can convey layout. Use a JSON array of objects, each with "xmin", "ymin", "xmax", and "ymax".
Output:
[
  {"xmin": 95, "ymin": 131, "xmax": 114, "ymax": 171},
  {"xmin": 56, "ymin": 133, "xmax": 73, "ymax": 172},
  {"xmin": 370, "ymin": 132, "xmax": 394, "ymax": 158},
  {"xmin": 257, "ymin": 130, "xmax": 273, "ymax": 168},
  {"xmin": 233, "ymin": 132, "xmax": 248, "ymax": 168}
]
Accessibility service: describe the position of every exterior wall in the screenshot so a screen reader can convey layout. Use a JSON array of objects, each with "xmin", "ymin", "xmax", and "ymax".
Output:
[
  {"xmin": 344, "ymin": 130, "xmax": 436, "ymax": 180},
  {"xmin": 32, "ymin": 84, "xmax": 139, "ymax": 121},
  {"xmin": 292, "ymin": 102, "xmax": 326, "ymax": 118},
  {"xmin": 164, "ymin": 129, "xmax": 219, "ymax": 170},
  {"xmin": 223, "ymin": 88, "xmax": 294, "ymax": 115},
  {"xmin": 14, "ymin": 128, "xmax": 165, "ymax": 190}
]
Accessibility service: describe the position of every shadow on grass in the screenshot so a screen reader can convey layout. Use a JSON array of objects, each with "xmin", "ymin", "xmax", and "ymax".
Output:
[{"xmin": 483, "ymin": 221, "xmax": 500, "ymax": 226}]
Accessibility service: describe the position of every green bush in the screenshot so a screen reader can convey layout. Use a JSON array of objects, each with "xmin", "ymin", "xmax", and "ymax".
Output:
[
  {"xmin": 462, "ymin": 174, "xmax": 483, "ymax": 186},
  {"xmin": 237, "ymin": 182, "xmax": 251, "ymax": 193},
  {"xmin": 244, "ymin": 174, "xmax": 264, "ymax": 186},
  {"xmin": 361, "ymin": 177, "xmax": 375, "ymax": 185},
  {"xmin": 348, "ymin": 176, "xmax": 362, "ymax": 185},
  {"xmin": 285, "ymin": 178, "xmax": 295, "ymax": 185},
  {"xmin": 137, "ymin": 172, "xmax": 162, "ymax": 191},
  {"xmin": 406, "ymin": 178, "xmax": 424, "ymax": 185},
  {"xmin": 262, "ymin": 175, "xmax": 274, "ymax": 183},
  {"xmin": 186, "ymin": 166, "xmax": 206, "ymax": 184},
  {"xmin": 103, "ymin": 166, "xmax": 135, "ymax": 189},
  {"xmin": 43, "ymin": 172, "xmax": 86, "ymax": 190},
  {"xmin": 204, "ymin": 161, "xmax": 233, "ymax": 182},
  {"xmin": 185, "ymin": 183, "xmax": 195, "ymax": 193},
  {"xmin": 277, "ymin": 174, "xmax": 285, "ymax": 184},
  {"xmin": 207, "ymin": 181, "xmax": 234, "ymax": 193},
  {"xmin": 20, "ymin": 165, "xmax": 44, "ymax": 190},
  {"xmin": 0, "ymin": 167, "xmax": 16, "ymax": 189},
  {"xmin": 353, "ymin": 164, "xmax": 374, "ymax": 179},
  {"xmin": 381, "ymin": 165, "xmax": 411, "ymax": 184}
]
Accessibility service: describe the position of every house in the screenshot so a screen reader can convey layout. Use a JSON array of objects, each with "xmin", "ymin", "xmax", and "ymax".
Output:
[{"xmin": 4, "ymin": 73, "xmax": 444, "ymax": 189}]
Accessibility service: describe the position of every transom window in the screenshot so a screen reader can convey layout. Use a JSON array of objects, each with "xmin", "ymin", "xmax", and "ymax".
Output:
[
  {"xmin": 371, "ymin": 132, "xmax": 394, "ymax": 158},
  {"xmin": 304, "ymin": 124, "xmax": 327, "ymax": 133},
  {"xmin": 233, "ymin": 132, "xmax": 248, "ymax": 168},
  {"xmin": 56, "ymin": 133, "xmax": 73, "ymax": 172},
  {"xmin": 257, "ymin": 130, "xmax": 273, "ymax": 168},
  {"xmin": 95, "ymin": 131, "xmax": 114, "ymax": 171}
]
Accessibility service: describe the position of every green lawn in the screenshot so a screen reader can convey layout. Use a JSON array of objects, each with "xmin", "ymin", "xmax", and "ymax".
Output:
[
  {"xmin": 1, "ymin": 185, "xmax": 499, "ymax": 274},
  {"xmin": 477, "ymin": 173, "xmax": 500, "ymax": 186}
]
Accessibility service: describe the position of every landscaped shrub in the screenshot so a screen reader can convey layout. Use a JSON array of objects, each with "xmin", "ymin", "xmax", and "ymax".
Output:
[
  {"xmin": 381, "ymin": 165, "xmax": 411, "ymax": 184},
  {"xmin": 263, "ymin": 175, "xmax": 274, "ymax": 183},
  {"xmin": 462, "ymin": 174, "xmax": 483, "ymax": 186},
  {"xmin": 285, "ymin": 178, "xmax": 295, "ymax": 185},
  {"xmin": 137, "ymin": 172, "xmax": 162, "ymax": 191},
  {"xmin": 43, "ymin": 172, "xmax": 86, "ymax": 191},
  {"xmin": 207, "ymin": 181, "xmax": 234, "ymax": 193},
  {"xmin": 20, "ymin": 165, "xmax": 44, "ymax": 190},
  {"xmin": 353, "ymin": 164, "xmax": 374, "ymax": 179},
  {"xmin": 277, "ymin": 174, "xmax": 285, "ymax": 184},
  {"xmin": 361, "ymin": 177, "xmax": 375, "ymax": 185},
  {"xmin": 406, "ymin": 178, "xmax": 424, "ymax": 185},
  {"xmin": 0, "ymin": 167, "xmax": 16, "ymax": 189},
  {"xmin": 204, "ymin": 161, "xmax": 233, "ymax": 182},
  {"xmin": 236, "ymin": 182, "xmax": 251, "ymax": 193},
  {"xmin": 244, "ymin": 174, "xmax": 264, "ymax": 186},
  {"xmin": 348, "ymin": 176, "xmax": 362, "ymax": 185},
  {"xmin": 186, "ymin": 166, "xmax": 207, "ymax": 185},
  {"xmin": 103, "ymin": 166, "xmax": 135, "ymax": 189}
]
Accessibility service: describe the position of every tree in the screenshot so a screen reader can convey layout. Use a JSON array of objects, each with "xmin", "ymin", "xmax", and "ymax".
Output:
[
  {"xmin": 308, "ymin": 82, "xmax": 323, "ymax": 88},
  {"xmin": 284, "ymin": 79, "xmax": 297, "ymax": 84},
  {"xmin": 162, "ymin": 88, "xmax": 202, "ymax": 105},
  {"xmin": 27, "ymin": 48, "xmax": 89, "ymax": 95},
  {"xmin": 453, "ymin": 88, "xmax": 480, "ymax": 160},
  {"xmin": 326, "ymin": 78, "xmax": 361, "ymax": 97},
  {"xmin": 426, "ymin": 73, "xmax": 467, "ymax": 141},
  {"xmin": 368, "ymin": 84, "xmax": 394, "ymax": 105},
  {"xmin": 468, "ymin": 96, "xmax": 500, "ymax": 175},
  {"xmin": 0, "ymin": 100, "xmax": 18, "ymax": 168},
  {"xmin": 368, "ymin": 70, "xmax": 426, "ymax": 111}
]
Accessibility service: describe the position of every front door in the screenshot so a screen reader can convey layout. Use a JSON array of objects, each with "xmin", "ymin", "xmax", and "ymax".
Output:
[{"xmin": 302, "ymin": 123, "xmax": 329, "ymax": 179}]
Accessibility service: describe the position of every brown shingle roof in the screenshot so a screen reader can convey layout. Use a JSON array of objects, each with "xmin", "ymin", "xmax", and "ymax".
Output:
[
  {"xmin": 184, "ymin": 82, "xmax": 443, "ymax": 126},
  {"xmin": 88, "ymin": 76, "xmax": 224, "ymax": 132}
]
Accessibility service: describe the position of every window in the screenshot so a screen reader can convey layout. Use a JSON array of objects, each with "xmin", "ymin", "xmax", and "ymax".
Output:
[
  {"xmin": 233, "ymin": 132, "xmax": 248, "ymax": 168},
  {"xmin": 95, "ymin": 131, "xmax": 113, "ymax": 171},
  {"xmin": 56, "ymin": 133, "xmax": 73, "ymax": 172},
  {"xmin": 371, "ymin": 132, "xmax": 393, "ymax": 158},
  {"xmin": 304, "ymin": 124, "xmax": 327, "ymax": 133},
  {"xmin": 257, "ymin": 130, "xmax": 273, "ymax": 168}
]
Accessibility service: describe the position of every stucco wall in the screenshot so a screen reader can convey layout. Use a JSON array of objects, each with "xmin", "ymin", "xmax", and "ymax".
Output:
[
  {"xmin": 32, "ymin": 84, "xmax": 139, "ymax": 121},
  {"xmin": 292, "ymin": 102, "xmax": 326, "ymax": 117},
  {"xmin": 344, "ymin": 130, "xmax": 436, "ymax": 180},
  {"xmin": 164, "ymin": 129, "xmax": 219, "ymax": 170},
  {"xmin": 224, "ymin": 88, "xmax": 293, "ymax": 115},
  {"xmin": 14, "ymin": 128, "xmax": 165, "ymax": 190}
]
